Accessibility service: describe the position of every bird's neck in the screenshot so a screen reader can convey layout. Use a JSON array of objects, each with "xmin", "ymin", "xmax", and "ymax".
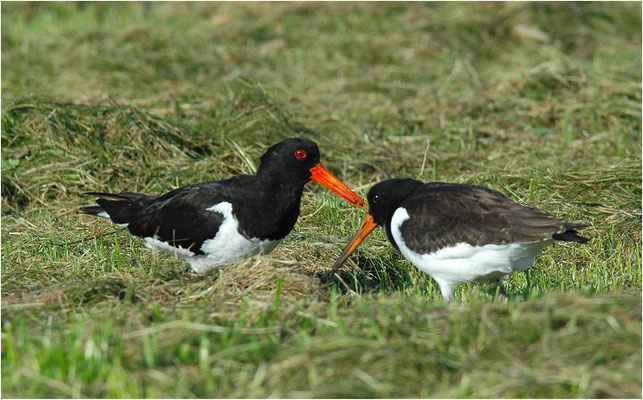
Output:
[
  {"xmin": 233, "ymin": 174, "xmax": 306, "ymax": 240},
  {"xmin": 256, "ymin": 170, "xmax": 307, "ymax": 198}
]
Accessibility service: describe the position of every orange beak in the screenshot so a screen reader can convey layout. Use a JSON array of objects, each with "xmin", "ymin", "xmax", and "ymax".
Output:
[
  {"xmin": 310, "ymin": 164, "xmax": 368, "ymax": 211},
  {"xmin": 330, "ymin": 214, "xmax": 379, "ymax": 273}
]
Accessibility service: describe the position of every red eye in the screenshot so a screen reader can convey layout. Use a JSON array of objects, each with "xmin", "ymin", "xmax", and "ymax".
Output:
[{"xmin": 294, "ymin": 149, "xmax": 307, "ymax": 160}]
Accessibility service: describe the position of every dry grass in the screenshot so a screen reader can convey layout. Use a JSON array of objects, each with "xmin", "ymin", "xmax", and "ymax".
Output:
[{"xmin": 2, "ymin": 2, "xmax": 641, "ymax": 398}]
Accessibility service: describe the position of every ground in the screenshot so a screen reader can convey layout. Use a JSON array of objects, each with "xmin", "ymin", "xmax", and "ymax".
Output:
[{"xmin": 1, "ymin": 3, "xmax": 641, "ymax": 398}]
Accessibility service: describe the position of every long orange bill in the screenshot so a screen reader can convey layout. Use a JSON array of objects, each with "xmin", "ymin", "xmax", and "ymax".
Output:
[
  {"xmin": 310, "ymin": 164, "xmax": 368, "ymax": 211},
  {"xmin": 330, "ymin": 214, "xmax": 379, "ymax": 274}
]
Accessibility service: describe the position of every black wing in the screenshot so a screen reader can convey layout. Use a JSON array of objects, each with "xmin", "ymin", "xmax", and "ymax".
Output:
[
  {"xmin": 397, "ymin": 183, "xmax": 587, "ymax": 254},
  {"xmin": 82, "ymin": 183, "xmax": 230, "ymax": 255}
]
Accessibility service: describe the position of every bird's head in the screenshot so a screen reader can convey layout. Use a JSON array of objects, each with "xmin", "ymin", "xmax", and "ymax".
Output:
[{"xmin": 258, "ymin": 138, "xmax": 367, "ymax": 210}]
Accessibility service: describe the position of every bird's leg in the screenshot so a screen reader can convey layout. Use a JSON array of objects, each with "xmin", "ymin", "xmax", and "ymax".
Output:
[
  {"xmin": 494, "ymin": 279, "xmax": 508, "ymax": 303},
  {"xmin": 437, "ymin": 280, "xmax": 455, "ymax": 304}
]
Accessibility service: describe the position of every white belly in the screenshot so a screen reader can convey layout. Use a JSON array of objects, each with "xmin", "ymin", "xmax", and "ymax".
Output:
[
  {"xmin": 390, "ymin": 207, "xmax": 550, "ymax": 294},
  {"xmin": 145, "ymin": 202, "xmax": 280, "ymax": 274}
]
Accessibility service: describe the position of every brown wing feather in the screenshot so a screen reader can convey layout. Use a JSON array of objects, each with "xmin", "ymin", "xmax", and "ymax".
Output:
[{"xmin": 398, "ymin": 183, "xmax": 586, "ymax": 254}]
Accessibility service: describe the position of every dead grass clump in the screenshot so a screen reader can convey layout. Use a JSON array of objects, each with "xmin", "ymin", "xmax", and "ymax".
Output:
[
  {"xmin": 18, "ymin": 278, "xmax": 136, "ymax": 308},
  {"xmin": 203, "ymin": 257, "xmax": 327, "ymax": 309}
]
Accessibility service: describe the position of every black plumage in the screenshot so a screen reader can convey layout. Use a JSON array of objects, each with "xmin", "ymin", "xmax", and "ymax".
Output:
[
  {"xmin": 392, "ymin": 182, "xmax": 588, "ymax": 254},
  {"xmin": 81, "ymin": 178, "xmax": 299, "ymax": 255},
  {"xmin": 81, "ymin": 138, "xmax": 365, "ymax": 266},
  {"xmin": 331, "ymin": 178, "xmax": 589, "ymax": 302}
]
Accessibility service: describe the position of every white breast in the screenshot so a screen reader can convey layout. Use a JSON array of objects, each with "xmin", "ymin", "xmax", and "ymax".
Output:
[
  {"xmin": 145, "ymin": 202, "xmax": 280, "ymax": 274},
  {"xmin": 390, "ymin": 207, "xmax": 550, "ymax": 300}
]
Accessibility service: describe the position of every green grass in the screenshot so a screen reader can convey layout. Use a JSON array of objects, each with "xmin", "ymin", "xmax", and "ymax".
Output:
[{"xmin": 2, "ymin": 2, "xmax": 641, "ymax": 398}]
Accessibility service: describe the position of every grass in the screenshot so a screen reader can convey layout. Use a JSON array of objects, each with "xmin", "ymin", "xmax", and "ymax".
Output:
[{"xmin": 2, "ymin": 2, "xmax": 641, "ymax": 398}]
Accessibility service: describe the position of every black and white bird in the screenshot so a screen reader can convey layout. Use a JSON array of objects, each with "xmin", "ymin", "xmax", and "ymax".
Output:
[
  {"xmin": 81, "ymin": 138, "xmax": 367, "ymax": 274},
  {"xmin": 331, "ymin": 178, "xmax": 588, "ymax": 302}
]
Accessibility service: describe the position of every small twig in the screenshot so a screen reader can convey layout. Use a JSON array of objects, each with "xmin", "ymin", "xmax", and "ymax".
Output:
[
  {"xmin": 48, "ymin": 229, "xmax": 125, "ymax": 247},
  {"xmin": 123, "ymin": 320, "xmax": 279, "ymax": 339},
  {"xmin": 2, "ymin": 302, "xmax": 46, "ymax": 310}
]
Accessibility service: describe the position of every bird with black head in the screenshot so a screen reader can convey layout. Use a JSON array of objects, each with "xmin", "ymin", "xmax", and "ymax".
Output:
[
  {"xmin": 331, "ymin": 178, "xmax": 588, "ymax": 302},
  {"xmin": 82, "ymin": 138, "xmax": 367, "ymax": 274}
]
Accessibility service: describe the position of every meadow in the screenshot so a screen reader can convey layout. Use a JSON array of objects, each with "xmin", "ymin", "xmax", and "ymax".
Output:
[{"xmin": 2, "ymin": 2, "xmax": 641, "ymax": 398}]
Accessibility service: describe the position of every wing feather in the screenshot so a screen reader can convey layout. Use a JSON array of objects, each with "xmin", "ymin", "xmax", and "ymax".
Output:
[{"xmin": 398, "ymin": 183, "xmax": 587, "ymax": 254}]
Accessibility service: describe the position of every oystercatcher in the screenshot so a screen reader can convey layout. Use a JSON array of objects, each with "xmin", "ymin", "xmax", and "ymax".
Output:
[
  {"xmin": 81, "ymin": 138, "xmax": 367, "ymax": 274},
  {"xmin": 331, "ymin": 178, "xmax": 588, "ymax": 302}
]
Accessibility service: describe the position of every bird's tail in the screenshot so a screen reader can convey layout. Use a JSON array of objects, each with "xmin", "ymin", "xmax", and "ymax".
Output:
[
  {"xmin": 80, "ymin": 192, "xmax": 151, "ymax": 226},
  {"xmin": 552, "ymin": 221, "xmax": 589, "ymax": 244},
  {"xmin": 80, "ymin": 205, "xmax": 108, "ymax": 217}
]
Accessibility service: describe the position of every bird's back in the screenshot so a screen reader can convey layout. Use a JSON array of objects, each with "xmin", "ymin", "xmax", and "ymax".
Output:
[
  {"xmin": 396, "ymin": 182, "xmax": 587, "ymax": 255},
  {"xmin": 81, "ymin": 174, "xmax": 305, "ymax": 255}
]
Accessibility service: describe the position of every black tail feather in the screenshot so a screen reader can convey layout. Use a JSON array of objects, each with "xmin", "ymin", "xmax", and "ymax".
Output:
[
  {"xmin": 81, "ymin": 192, "xmax": 151, "ymax": 225},
  {"xmin": 563, "ymin": 221, "xmax": 589, "ymax": 231},
  {"xmin": 80, "ymin": 205, "xmax": 107, "ymax": 216},
  {"xmin": 84, "ymin": 191, "xmax": 148, "ymax": 202},
  {"xmin": 553, "ymin": 221, "xmax": 589, "ymax": 243},
  {"xmin": 94, "ymin": 198, "xmax": 139, "ymax": 225},
  {"xmin": 80, "ymin": 199, "xmax": 135, "ymax": 225}
]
